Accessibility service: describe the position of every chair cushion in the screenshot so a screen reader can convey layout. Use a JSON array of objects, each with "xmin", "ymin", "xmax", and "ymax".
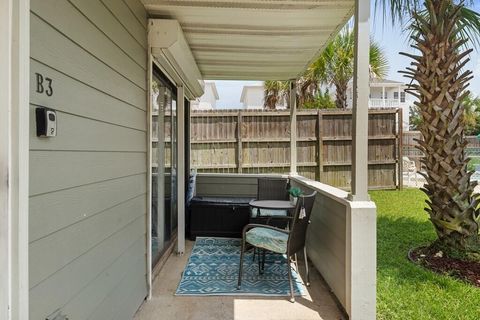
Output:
[
  {"xmin": 251, "ymin": 208, "xmax": 288, "ymax": 218},
  {"xmin": 185, "ymin": 171, "xmax": 197, "ymax": 207},
  {"xmin": 246, "ymin": 227, "xmax": 288, "ymax": 254}
]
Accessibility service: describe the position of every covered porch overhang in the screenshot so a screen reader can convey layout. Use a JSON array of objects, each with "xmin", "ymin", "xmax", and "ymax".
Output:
[
  {"xmin": 143, "ymin": 1, "xmax": 376, "ymax": 320},
  {"xmin": 143, "ymin": 0, "xmax": 354, "ymax": 80}
]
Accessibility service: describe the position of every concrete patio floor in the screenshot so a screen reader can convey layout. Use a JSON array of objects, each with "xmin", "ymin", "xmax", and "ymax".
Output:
[{"xmin": 134, "ymin": 241, "xmax": 345, "ymax": 320}]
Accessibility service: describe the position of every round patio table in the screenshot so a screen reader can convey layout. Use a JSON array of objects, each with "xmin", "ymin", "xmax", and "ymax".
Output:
[{"xmin": 248, "ymin": 200, "xmax": 295, "ymax": 211}]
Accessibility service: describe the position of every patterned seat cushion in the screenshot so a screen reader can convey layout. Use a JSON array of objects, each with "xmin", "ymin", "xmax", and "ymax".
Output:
[{"xmin": 246, "ymin": 227, "xmax": 288, "ymax": 254}]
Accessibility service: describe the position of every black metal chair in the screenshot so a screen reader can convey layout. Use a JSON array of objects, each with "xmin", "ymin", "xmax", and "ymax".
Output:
[{"xmin": 237, "ymin": 191, "xmax": 317, "ymax": 302}]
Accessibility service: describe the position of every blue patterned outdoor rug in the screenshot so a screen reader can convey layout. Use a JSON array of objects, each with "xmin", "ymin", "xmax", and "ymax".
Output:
[{"xmin": 176, "ymin": 237, "xmax": 304, "ymax": 296}]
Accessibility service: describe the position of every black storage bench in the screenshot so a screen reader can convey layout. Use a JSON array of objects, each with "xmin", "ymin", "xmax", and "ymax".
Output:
[{"xmin": 188, "ymin": 196, "xmax": 254, "ymax": 240}]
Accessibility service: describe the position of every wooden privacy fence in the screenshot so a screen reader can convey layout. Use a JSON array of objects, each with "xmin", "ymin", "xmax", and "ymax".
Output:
[
  {"xmin": 403, "ymin": 131, "xmax": 480, "ymax": 169},
  {"xmin": 190, "ymin": 108, "xmax": 402, "ymax": 190}
]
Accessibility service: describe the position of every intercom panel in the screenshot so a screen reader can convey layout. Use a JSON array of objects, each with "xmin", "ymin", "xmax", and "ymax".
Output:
[{"xmin": 36, "ymin": 107, "xmax": 57, "ymax": 137}]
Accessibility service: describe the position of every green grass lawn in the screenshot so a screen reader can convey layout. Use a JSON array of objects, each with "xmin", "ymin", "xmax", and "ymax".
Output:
[
  {"xmin": 371, "ymin": 189, "xmax": 480, "ymax": 320},
  {"xmin": 467, "ymin": 157, "xmax": 480, "ymax": 172}
]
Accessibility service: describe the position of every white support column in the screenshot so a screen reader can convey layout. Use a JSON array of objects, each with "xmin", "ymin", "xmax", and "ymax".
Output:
[
  {"xmin": 397, "ymin": 85, "xmax": 401, "ymax": 105},
  {"xmin": 346, "ymin": 201, "xmax": 377, "ymax": 320},
  {"xmin": 177, "ymin": 85, "xmax": 185, "ymax": 254},
  {"xmin": 289, "ymin": 80, "xmax": 297, "ymax": 175},
  {"xmin": 349, "ymin": 0, "xmax": 371, "ymax": 201},
  {"xmin": 0, "ymin": 3, "xmax": 12, "ymax": 316},
  {"xmin": 0, "ymin": 0, "xmax": 29, "ymax": 318}
]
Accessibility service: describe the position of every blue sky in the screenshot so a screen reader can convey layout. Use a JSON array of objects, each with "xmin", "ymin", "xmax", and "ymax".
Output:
[{"xmin": 212, "ymin": 2, "xmax": 480, "ymax": 108}]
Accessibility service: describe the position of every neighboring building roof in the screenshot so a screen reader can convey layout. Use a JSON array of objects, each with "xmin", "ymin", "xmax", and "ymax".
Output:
[
  {"xmin": 205, "ymin": 82, "xmax": 219, "ymax": 100},
  {"xmin": 369, "ymin": 78, "xmax": 406, "ymax": 87},
  {"xmin": 347, "ymin": 77, "xmax": 407, "ymax": 89},
  {"xmin": 240, "ymin": 85, "xmax": 264, "ymax": 103}
]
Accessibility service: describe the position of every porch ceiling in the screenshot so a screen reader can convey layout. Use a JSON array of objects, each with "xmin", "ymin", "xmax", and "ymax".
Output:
[{"xmin": 142, "ymin": 0, "xmax": 354, "ymax": 80}]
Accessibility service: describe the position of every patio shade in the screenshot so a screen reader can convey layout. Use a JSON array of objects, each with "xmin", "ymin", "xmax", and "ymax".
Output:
[{"xmin": 142, "ymin": 0, "xmax": 354, "ymax": 80}]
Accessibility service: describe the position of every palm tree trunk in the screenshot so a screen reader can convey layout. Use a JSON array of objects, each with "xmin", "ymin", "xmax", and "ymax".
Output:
[
  {"xmin": 403, "ymin": 0, "xmax": 479, "ymax": 251},
  {"xmin": 335, "ymin": 82, "xmax": 348, "ymax": 109}
]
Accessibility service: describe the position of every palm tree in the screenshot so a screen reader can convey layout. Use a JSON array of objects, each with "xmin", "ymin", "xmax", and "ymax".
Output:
[
  {"xmin": 463, "ymin": 94, "xmax": 480, "ymax": 135},
  {"xmin": 297, "ymin": 76, "xmax": 320, "ymax": 107},
  {"xmin": 409, "ymin": 93, "xmax": 480, "ymax": 133},
  {"xmin": 376, "ymin": 0, "xmax": 480, "ymax": 254},
  {"xmin": 307, "ymin": 30, "xmax": 388, "ymax": 109},
  {"xmin": 263, "ymin": 29, "xmax": 388, "ymax": 109},
  {"xmin": 263, "ymin": 80, "xmax": 289, "ymax": 109},
  {"xmin": 302, "ymin": 89, "xmax": 336, "ymax": 109}
]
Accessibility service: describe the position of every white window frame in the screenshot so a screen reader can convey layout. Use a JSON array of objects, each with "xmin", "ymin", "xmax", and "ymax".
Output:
[{"xmin": 147, "ymin": 56, "xmax": 188, "ymax": 298}]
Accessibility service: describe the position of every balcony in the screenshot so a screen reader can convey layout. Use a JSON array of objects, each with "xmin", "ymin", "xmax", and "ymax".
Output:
[{"xmin": 369, "ymin": 98, "xmax": 405, "ymax": 108}]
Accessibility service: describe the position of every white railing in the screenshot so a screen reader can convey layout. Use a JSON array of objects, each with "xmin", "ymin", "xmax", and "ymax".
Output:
[
  {"xmin": 289, "ymin": 175, "xmax": 376, "ymax": 320},
  {"xmin": 369, "ymin": 98, "xmax": 402, "ymax": 108}
]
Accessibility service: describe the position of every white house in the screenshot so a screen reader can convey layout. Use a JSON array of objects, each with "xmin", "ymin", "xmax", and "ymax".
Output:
[
  {"xmin": 347, "ymin": 78, "xmax": 411, "ymax": 130},
  {"xmin": 240, "ymin": 85, "xmax": 264, "ymax": 109},
  {"xmin": 191, "ymin": 81, "xmax": 219, "ymax": 110},
  {"xmin": 240, "ymin": 84, "xmax": 287, "ymax": 109}
]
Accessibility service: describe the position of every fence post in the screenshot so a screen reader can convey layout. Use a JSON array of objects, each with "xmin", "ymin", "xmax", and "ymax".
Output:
[
  {"xmin": 237, "ymin": 111, "xmax": 243, "ymax": 173},
  {"xmin": 289, "ymin": 81, "xmax": 297, "ymax": 175},
  {"xmin": 398, "ymin": 108, "xmax": 403, "ymax": 190},
  {"xmin": 317, "ymin": 110, "xmax": 323, "ymax": 182}
]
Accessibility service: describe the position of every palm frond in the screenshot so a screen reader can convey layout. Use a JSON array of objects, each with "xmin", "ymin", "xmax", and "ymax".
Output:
[
  {"xmin": 457, "ymin": 7, "xmax": 480, "ymax": 49},
  {"xmin": 406, "ymin": 4, "xmax": 480, "ymax": 50},
  {"xmin": 369, "ymin": 39, "xmax": 389, "ymax": 79},
  {"xmin": 375, "ymin": 0, "xmax": 480, "ymax": 49},
  {"xmin": 374, "ymin": 0, "xmax": 422, "ymax": 26}
]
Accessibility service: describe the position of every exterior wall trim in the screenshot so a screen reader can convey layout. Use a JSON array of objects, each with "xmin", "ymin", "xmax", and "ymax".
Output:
[
  {"xmin": 146, "ymin": 51, "xmax": 153, "ymax": 299},
  {"xmin": 0, "ymin": 0, "xmax": 30, "ymax": 318},
  {"xmin": 177, "ymin": 85, "xmax": 186, "ymax": 254}
]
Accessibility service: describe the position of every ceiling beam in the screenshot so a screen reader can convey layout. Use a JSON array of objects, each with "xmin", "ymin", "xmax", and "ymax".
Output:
[{"xmin": 143, "ymin": 0, "xmax": 353, "ymax": 10}]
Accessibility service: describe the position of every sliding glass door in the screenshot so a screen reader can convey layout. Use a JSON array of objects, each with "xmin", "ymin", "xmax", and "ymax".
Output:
[{"xmin": 151, "ymin": 67, "xmax": 178, "ymax": 267}]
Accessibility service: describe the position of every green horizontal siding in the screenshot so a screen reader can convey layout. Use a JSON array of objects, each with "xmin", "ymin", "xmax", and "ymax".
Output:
[{"xmin": 29, "ymin": 0, "xmax": 148, "ymax": 319}]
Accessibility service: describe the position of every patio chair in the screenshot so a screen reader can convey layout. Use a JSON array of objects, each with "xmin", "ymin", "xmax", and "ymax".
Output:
[
  {"xmin": 258, "ymin": 177, "xmax": 289, "ymax": 200},
  {"xmin": 237, "ymin": 191, "xmax": 317, "ymax": 303},
  {"xmin": 250, "ymin": 178, "xmax": 290, "ymax": 261},
  {"xmin": 403, "ymin": 156, "xmax": 418, "ymax": 186},
  {"xmin": 251, "ymin": 178, "xmax": 289, "ymax": 219}
]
